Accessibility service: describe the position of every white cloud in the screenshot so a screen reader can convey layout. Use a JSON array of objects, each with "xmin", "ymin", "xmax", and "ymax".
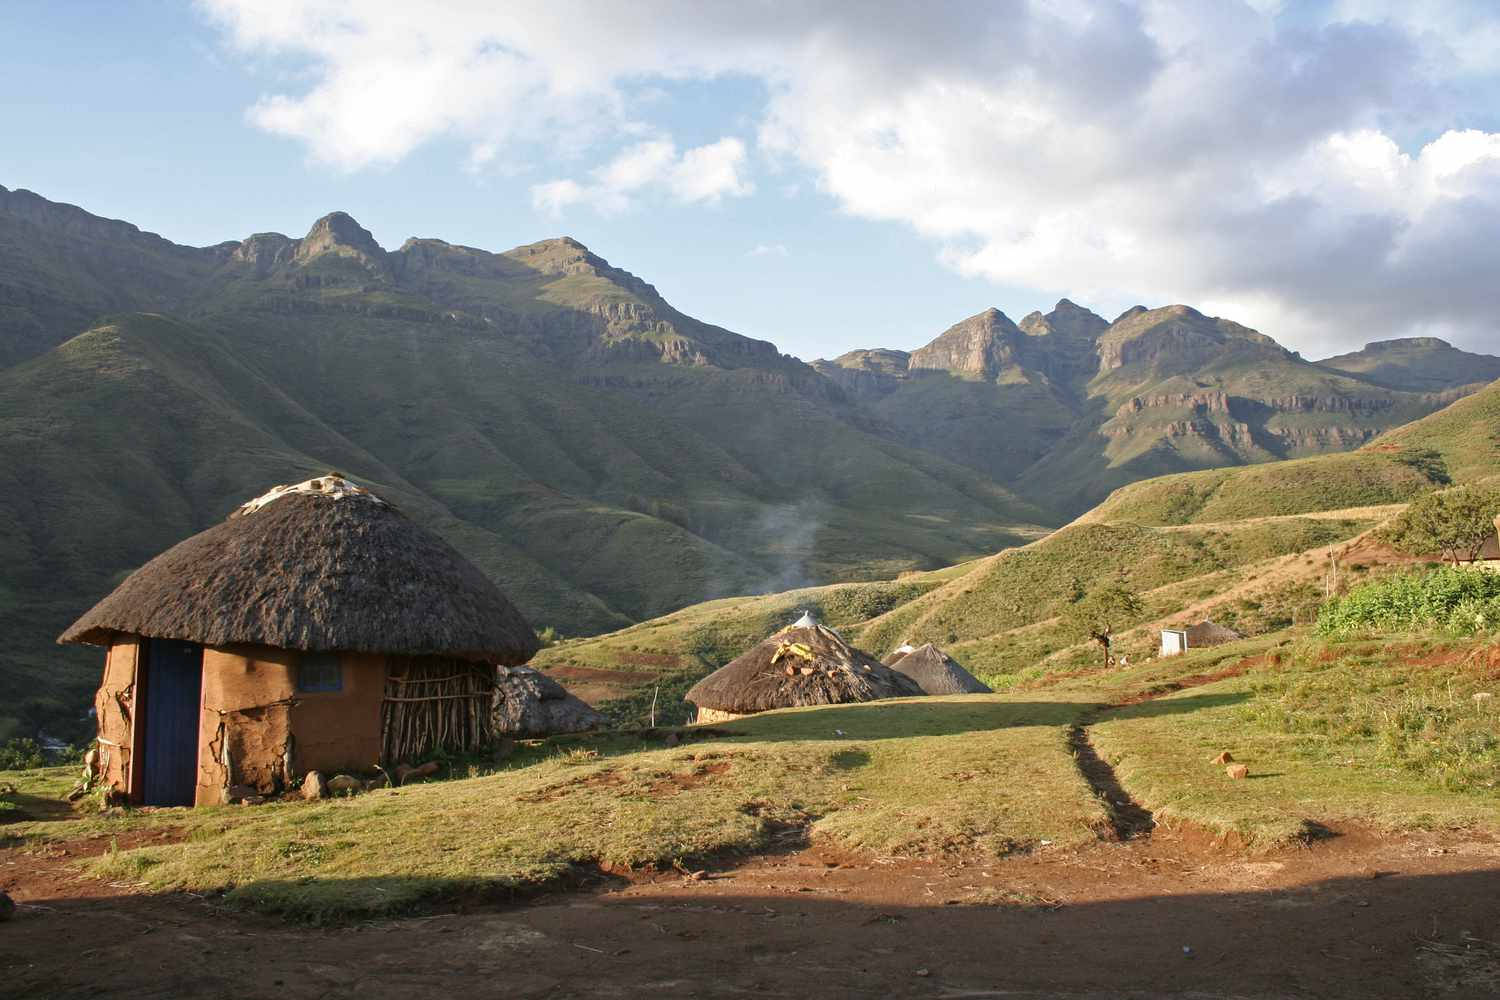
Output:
[
  {"xmin": 747, "ymin": 243, "xmax": 789, "ymax": 257},
  {"xmin": 202, "ymin": 0, "xmax": 1500, "ymax": 353},
  {"xmin": 530, "ymin": 137, "xmax": 752, "ymax": 216}
]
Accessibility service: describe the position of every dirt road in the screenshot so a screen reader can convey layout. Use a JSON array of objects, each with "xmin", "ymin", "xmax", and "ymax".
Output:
[{"xmin": 5, "ymin": 823, "xmax": 1500, "ymax": 999}]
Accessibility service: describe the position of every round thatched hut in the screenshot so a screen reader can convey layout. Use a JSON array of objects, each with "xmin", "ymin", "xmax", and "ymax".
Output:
[
  {"xmin": 886, "ymin": 643, "xmax": 992, "ymax": 695},
  {"xmin": 685, "ymin": 619, "xmax": 923, "ymax": 723},
  {"xmin": 493, "ymin": 665, "xmax": 606, "ymax": 737},
  {"xmin": 59, "ymin": 476, "xmax": 539, "ymax": 807},
  {"xmin": 881, "ymin": 642, "xmax": 916, "ymax": 666}
]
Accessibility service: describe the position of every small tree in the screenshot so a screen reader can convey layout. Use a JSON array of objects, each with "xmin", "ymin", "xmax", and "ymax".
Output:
[
  {"xmin": 1386, "ymin": 485, "xmax": 1500, "ymax": 565},
  {"xmin": 1064, "ymin": 585, "xmax": 1144, "ymax": 668}
]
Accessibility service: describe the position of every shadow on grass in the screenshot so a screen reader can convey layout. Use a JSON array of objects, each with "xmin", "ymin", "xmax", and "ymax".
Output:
[
  {"xmin": 0, "ymin": 789, "xmax": 76, "ymax": 825},
  {"xmin": 1104, "ymin": 691, "xmax": 1251, "ymax": 721},
  {"xmin": 703, "ymin": 693, "xmax": 1248, "ymax": 743},
  {"xmin": 8, "ymin": 865, "xmax": 1499, "ymax": 998}
]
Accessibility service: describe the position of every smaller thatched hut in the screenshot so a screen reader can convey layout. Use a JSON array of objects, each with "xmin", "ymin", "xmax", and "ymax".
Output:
[
  {"xmin": 887, "ymin": 644, "xmax": 991, "ymax": 695},
  {"xmin": 685, "ymin": 619, "xmax": 923, "ymax": 722},
  {"xmin": 493, "ymin": 665, "xmax": 606, "ymax": 736},
  {"xmin": 881, "ymin": 642, "xmax": 916, "ymax": 667},
  {"xmin": 1160, "ymin": 620, "xmax": 1242, "ymax": 657}
]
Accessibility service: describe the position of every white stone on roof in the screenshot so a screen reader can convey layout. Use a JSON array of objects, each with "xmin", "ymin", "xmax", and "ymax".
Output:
[{"xmin": 236, "ymin": 475, "xmax": 385, "ymax": 517}]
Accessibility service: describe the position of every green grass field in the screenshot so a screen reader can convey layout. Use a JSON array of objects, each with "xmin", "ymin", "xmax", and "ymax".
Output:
[{"xmin": 8, "ymin": 631, "xmax": 1498, "ymax": 923}]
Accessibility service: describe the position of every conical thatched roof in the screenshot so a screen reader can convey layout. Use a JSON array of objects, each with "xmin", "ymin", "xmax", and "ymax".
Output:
[
  {"xmin": 493, "ymin": 666, "xmax": 606, "ymax": 736},
  {"xmin": 887, "ymin": 643, "xmax": 991, "ymax": 695},
  {"xmin": 1184, "ymin": 620, "xmax": 1242, "ymax": 647},
  {"xmin": 685, "ymin": 623, "xmax": 923, "ymax": 715},
  {"xmin": 59, "ymin": 476, "xmax": 539, "ymax": 664},
  {"xmin": 881, "ymin": 642, "xmax": 916, "ymax": 666}
]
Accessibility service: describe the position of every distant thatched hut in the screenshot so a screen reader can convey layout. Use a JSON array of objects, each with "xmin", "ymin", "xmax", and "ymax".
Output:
[
  {"xmin": 59, "ymin": 476, "xmax": 539, "ymax": 807},
  {"xmin": 1160, "ymin": 620, "xmax": 1242, "ymax": 657},
  {"xmin": 881, "ymin": 642, "xmax": 916, "ymax": 667},
  {"xmin": 685, "ymin": 619, "xmax": 923, "ymax": 722},
  {"xmin": 886, "ymin": 644, "xmax": 992, "ymax": 695},
  {"xmin": 493, "ymin": 665, "xmax": 606, "ymax": 736}
]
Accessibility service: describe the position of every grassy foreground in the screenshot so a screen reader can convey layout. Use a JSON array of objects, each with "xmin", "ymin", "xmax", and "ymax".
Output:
[
  {"xmin": 6, "ymin": 633, "xmax": 1498, "ymax": 922},
  {"xmin": 6, "ymin": 696, "xmax": 1103, "ymax": 923},
  {"xmin": 1087, "ymin": 637, "xmax": 1500, "ymax": 843}
]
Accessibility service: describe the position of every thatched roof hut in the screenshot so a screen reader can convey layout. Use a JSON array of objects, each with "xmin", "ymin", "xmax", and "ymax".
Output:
[
  {"xmin": 685, "ymin": 621, "xmax": 923, "ymax": 722},
  {"xmin": 61, "ymin": 477, "xmax": 536, "ymax": 661},
  {"xmin": 1161, "ymin": 620, "xmax": 1242, "ymax": 657},
  {"xmin": 881, "ymin": 642, "xmax": 916, "ymax": 667},
  {"xmin": 887, "ymin": 644, "xmax": 991, "ymax": 695},
  {"xmin": 1185, "ymin": 620, "xmax": 1242, "ymax": 647},
  {"xmin": 60, "ymin": 476, "xmax": 539, "ymax": 807},
  {"xmin": 494, "ymin": 665, "xmax": 606, "ymax": 736}
]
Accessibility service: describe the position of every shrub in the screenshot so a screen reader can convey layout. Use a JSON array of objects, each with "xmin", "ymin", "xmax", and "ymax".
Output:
[
  {"xmin": 0, "ymin": 737, "xmax": 47, "ymax": 770},
  {"xmin": 1382, "ymin": 484, "xmax": 1500, "ymax": 565},
  {"xmin": 1316, "ymin": 566, "xmax": 1500, "ymax": 637}
]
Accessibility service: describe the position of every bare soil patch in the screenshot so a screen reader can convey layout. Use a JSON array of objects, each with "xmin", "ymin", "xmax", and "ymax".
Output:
[{"xmin": 5, "ymin": 826, "xmax": 1500, "ymax": 998}]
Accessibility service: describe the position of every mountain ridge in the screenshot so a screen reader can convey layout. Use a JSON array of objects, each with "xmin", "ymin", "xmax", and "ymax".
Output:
[{"xmin": 2, "ymin": 183, "xmax": 1496, "ymax": 743}]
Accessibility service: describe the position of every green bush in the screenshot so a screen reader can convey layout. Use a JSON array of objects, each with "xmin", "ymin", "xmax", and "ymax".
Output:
[
  {"xmin": 0, "ymin": 737, "xmax": 47, "ymax": 770},
  {"xmin": 1316, "ymin": 566, "xmax": 1500, "ymax": 637}
]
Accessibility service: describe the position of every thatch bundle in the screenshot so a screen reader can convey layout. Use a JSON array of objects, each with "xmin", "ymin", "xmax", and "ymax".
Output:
[
  {"xmin": 685, "ymin": 623, "xmax": 923, "ymax": 718},
  {"xmin": 493, "ymin": 665, "xmax": 606, "ymax": 736},
  {"xmin": 59, "ymin": 476, "xmax": 539, "ymax": 665},
  {"xmin": 1184, "ymin": 620, "xmax": 1242, "ymax": 648},
  {"xmin": 886, "ymin": 643, "xmax": 991, "ymax": 695}
]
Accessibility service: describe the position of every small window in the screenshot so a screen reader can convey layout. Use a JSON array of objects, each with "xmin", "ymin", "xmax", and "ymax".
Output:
[{"xmin": 297, "ymin": 652, "xmax": 342, "ymax": 693}]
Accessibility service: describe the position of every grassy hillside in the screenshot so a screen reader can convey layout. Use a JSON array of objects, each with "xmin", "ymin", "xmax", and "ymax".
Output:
[
  {"xmin": 542, "ymin": 383, "xmax": 1499, "ymax": 720},
  {"xmin": 1372, "ymin": 377, "xmax": 1500, "ymax": 486},
  {"xmin": 0, "ymin": 304, "xmax": 1044, "ymax": 743},
  {"xmin": 1082, "ymin": 378, "xmax": 1500, "ymax": 526}
]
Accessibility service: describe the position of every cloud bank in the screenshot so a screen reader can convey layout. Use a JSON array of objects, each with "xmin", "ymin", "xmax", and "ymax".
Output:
[{"xmin": 202, "ymin": 0, "xmax": 1500, "ymax": 353}]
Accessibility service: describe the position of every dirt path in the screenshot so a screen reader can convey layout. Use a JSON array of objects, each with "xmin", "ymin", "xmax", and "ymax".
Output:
[
  {"xmin": 1067, "ymin": 714, "xmax": 1156, "ymax": 841},
  {"xmin": 4, "ymin": 825, "xmax": 1500, "ymax": 999},
  {"xmin": 5, "ymin": 664, "xmax": 1496, "ymax": 999}
]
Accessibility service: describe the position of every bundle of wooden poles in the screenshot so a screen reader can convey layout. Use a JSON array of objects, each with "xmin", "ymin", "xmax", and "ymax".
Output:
[{"xmin": 381, "ymin": 656, "xmax": 495, "ymax": 763}]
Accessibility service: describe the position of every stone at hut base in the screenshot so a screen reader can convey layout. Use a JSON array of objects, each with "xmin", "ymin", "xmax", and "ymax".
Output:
[
  {"xmin": 226, "ymin": 784, "xmax": 258, "ymax": 804},
  {"xmin": 363, "ymin": 774, "xmax": 389, "ymax": 791},
  {"xmin": 326, "ymin": 774, "xmax": 363, "ymax": 795},
  {"xmin": 302, "ymin": 771, "xmax": 327, "ymax": 800},
  {"xmin": 1226, "ymin": 764, "xmax": 1249, "ymax": 780},
  {"xmin": 1212, "ymin": 751, "xmax": 1234, "ymax": 765},
  {"xmin": 395, "ymin": 761, "xmax": 440, "ymax": 786}
]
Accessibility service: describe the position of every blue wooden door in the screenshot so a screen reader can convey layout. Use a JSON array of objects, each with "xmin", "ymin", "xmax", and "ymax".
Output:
[{"xmin": 141, "ymin": 639, "xmax": 203, "ymax": 806}]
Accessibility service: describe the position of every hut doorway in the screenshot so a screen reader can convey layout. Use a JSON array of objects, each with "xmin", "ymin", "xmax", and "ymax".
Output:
[{"xmin": 139, "ymin": 639, "xmax": 203, "ymax": 806}]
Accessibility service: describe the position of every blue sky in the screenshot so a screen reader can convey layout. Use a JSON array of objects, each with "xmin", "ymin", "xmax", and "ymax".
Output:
[{"xmin": 3, "ymin": 1, "xmax": 1498, "ymax": 359}]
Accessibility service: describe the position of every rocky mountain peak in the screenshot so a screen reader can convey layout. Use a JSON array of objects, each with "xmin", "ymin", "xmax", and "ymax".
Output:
[
  {"xmin": 1362, "ymin": 337, "xmax": 1453, "ymax": 352},
  {"xmin": 1020, "ymin": 299, "xmax": 1109, "ymax": 342},
  {"xmin": 1097, "ymin": 304, "xmax": 1283, "ymax": 372},
  {"xmin": 908, "ymin": 308, "xmax": 1025, "ymax": 377},
  {"xmin": 295, "ymin": 211, "xmax": 386, "ymax": 265}
]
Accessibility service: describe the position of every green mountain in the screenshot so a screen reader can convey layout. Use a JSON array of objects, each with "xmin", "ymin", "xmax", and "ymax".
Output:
[
  {"xmin": 3, "ymin": 182, "xmax": 1494, "ymax": 742},
  {"xmin": 1315, "ymin": 337, "xmax": 1500, "ymax": 393},
  {"xmin": 0, "ymin": 187, "xmax": 1046, "ymax": 741},
  {"xmin": 817, "ymin": 301, "xmax": 1487, "ymax": 516},
  {"xmin": 538, "ymin": 378, "xmax": 1500, "ymax": 711}
]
